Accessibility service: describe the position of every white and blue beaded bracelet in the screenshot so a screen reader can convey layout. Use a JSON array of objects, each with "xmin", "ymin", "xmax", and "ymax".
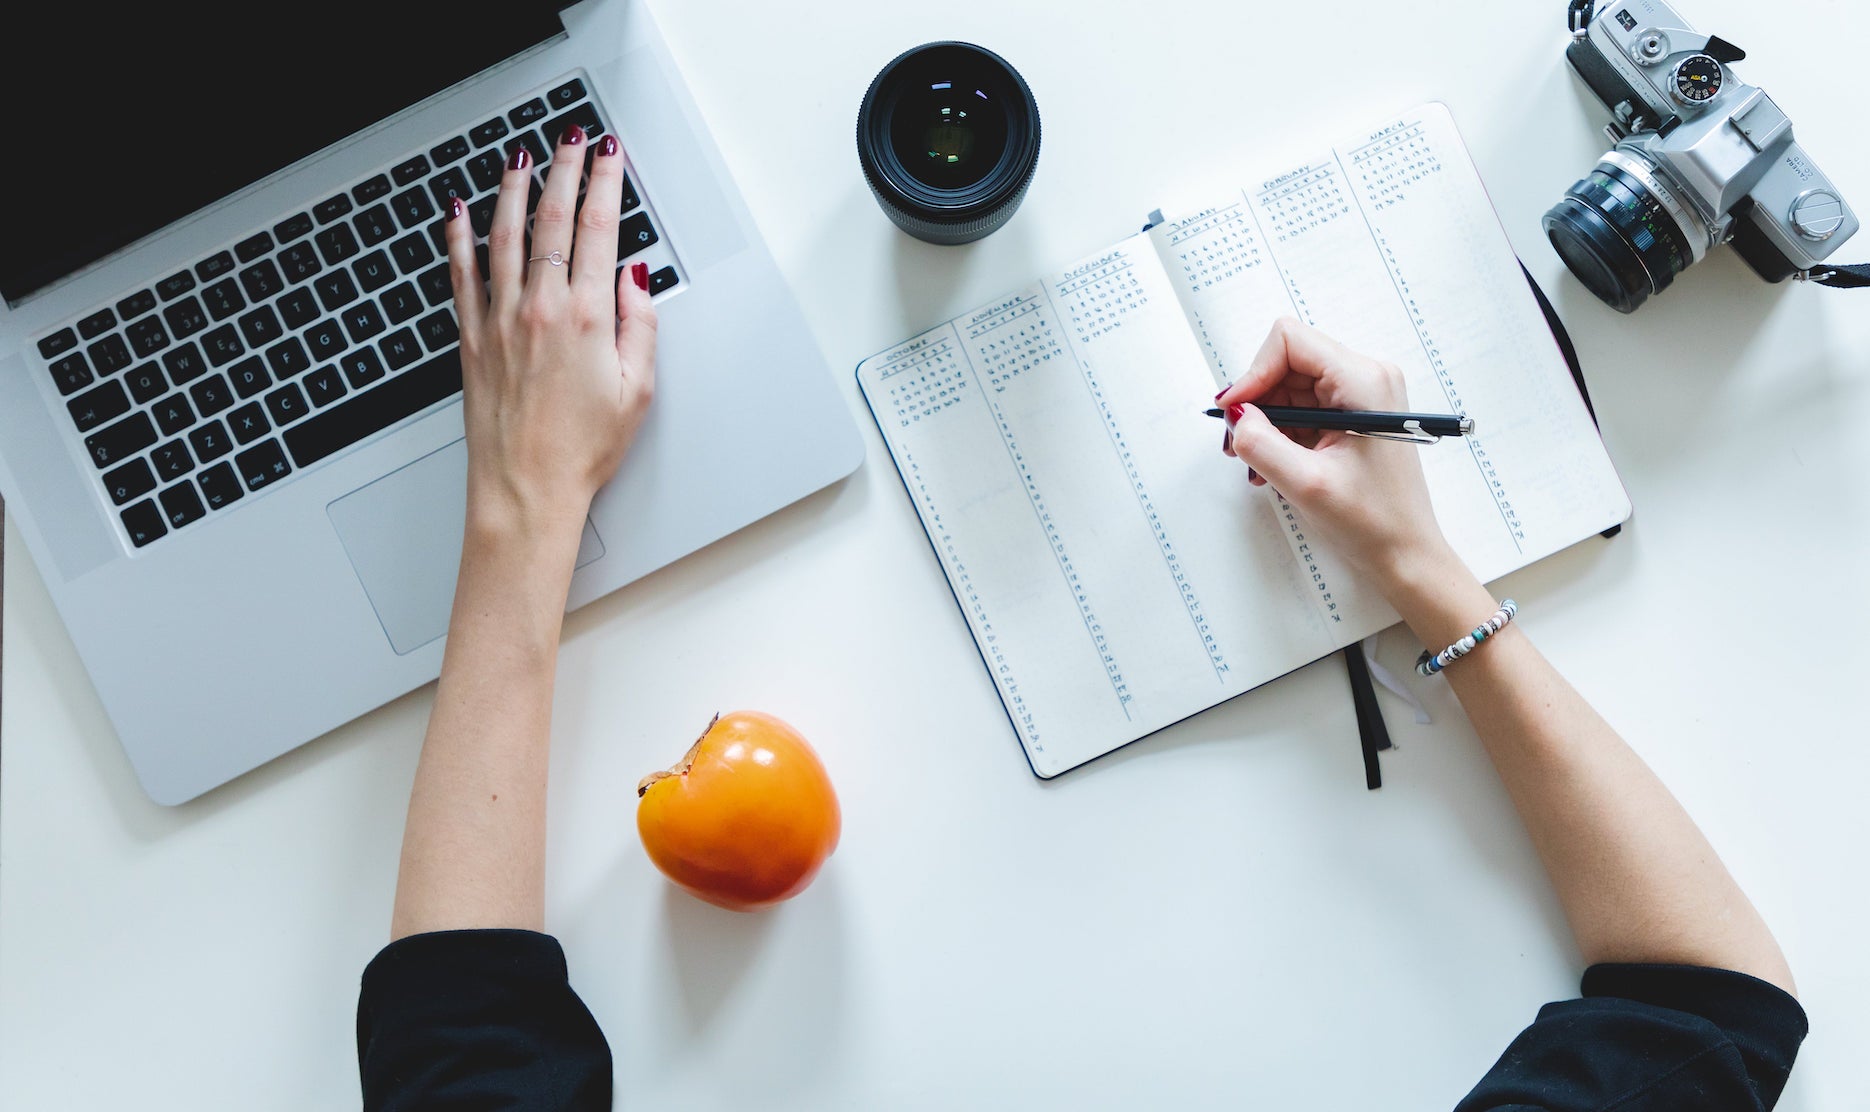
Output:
[{"xmin": 1416, "ymin": 599, "xmax": 1518, "ymax": 677}]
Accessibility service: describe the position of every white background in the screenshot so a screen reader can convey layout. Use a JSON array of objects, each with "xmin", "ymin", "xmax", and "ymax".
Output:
[{"xmin": 5, "ymin": 0, "xmax": 1867, "ymax": 1107}]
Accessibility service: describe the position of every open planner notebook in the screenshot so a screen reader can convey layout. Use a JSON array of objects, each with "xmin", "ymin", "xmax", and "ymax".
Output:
[{"xmin": 856, "ymin": 102, "xmax": 1632, "ymax": 778}]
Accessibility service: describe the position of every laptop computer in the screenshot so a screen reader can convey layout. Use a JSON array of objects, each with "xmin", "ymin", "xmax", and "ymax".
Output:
[{"xmin": 0, "ymin": 0, "xmax": 865, "ymax": 804}]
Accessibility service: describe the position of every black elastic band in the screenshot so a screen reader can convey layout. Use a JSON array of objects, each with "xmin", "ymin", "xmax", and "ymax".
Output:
[{"xmin": 1343, "ymin": 645, "xmax": 1391, "ymax": 791}]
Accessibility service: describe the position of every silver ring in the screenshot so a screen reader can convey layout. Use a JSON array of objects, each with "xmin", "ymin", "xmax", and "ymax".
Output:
[{"xmin": 527, "ymin": 251, "xmax": 566, "ymax": 266}]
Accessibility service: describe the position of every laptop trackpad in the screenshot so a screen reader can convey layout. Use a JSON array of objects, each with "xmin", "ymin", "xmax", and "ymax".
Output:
[{"xmin": 326, "ymin": 438, "xmax": 605, "ymax": 655}]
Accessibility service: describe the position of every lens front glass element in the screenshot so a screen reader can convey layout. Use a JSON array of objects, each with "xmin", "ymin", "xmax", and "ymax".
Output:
[{"xmin": 890, "ymin": 80, "xmax": 1009, "ymax": 190}]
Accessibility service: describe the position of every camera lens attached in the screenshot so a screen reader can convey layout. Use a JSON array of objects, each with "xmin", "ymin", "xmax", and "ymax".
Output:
[
  {"xmin": 857, "ymin": 42, "xmax": 1041, "ymax": 245},
  {"xmin": 1543, "ymin": 149, "xmax": 1710, "ymax": 313}
]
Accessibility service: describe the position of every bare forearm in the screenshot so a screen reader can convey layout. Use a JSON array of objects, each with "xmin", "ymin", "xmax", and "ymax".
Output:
[
  {"xmin": 389, "ymin": 514, "xmax": 582, "ymax": 940},
  {"xmin": 1383, "ymin": 548, "xmax": 1794, "ymax": 995}
]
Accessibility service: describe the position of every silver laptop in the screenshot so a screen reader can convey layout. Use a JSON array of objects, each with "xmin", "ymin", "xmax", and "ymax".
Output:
[{"xmin": 0, "ymin": 1, "xmax": 864, "ymax": 804}]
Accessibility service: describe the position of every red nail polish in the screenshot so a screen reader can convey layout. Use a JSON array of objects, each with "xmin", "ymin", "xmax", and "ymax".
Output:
[
  {"xmin": 631, "ymin": 262, "xmax": 649, "ymax": 291},
  {"xmin": 1223, "ymin": 428, "xmax": 1233, "ymax": 454},
  {"xmin": 448, "ymin": 196, "xmax": 464, "ymax": 221},
  {"xmin": 507, "ymin": 146, "xmax": 531, "ymax": 172},
  {"xmin": 562, "ymin": 125, "xmax": 585, "ymax": 146},
  {"xmin": 1226, "ymin": 403, "xmax": 1247, "ymax": 425},
  {"xmin": 1247, "ymin": 468, "xmax": 1260, "ymax": 483},
  {"xmin": 599, "ymin": 134, "xmax": 618, "ymax": 157},
  {"xmin": 1214, "ymin": 388, "xmax": 1228, "ymax": 401}
]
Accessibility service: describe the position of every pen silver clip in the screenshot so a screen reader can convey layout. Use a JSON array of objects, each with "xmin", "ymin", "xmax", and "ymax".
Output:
[{"xmin": 1348, "ymin": 420, "xmax": 1440, "ymax": 446}]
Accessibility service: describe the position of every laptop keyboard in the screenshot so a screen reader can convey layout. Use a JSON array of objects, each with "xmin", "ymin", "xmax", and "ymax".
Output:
[{"xmin": 33, "ymin": 73, "xmax": 683, "ymax": 550}]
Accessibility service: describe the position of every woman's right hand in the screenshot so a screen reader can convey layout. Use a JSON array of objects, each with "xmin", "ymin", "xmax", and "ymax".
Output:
[{"xmin": 1218, "ymin": 318, "xmax": 1456, "ymax": 591}]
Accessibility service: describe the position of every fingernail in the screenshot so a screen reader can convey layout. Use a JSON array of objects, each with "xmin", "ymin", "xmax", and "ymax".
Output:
[
  {"xmin": 561, "ymin": 125, "xmax": 585, "ymax": 146},
  {"xmin": 632, "ymin": 262, "xmax": 649, "ymax": 291},
  {"xmin": 507, "ymin": 146, "xmax": 531, "ymax": 172},
  {"xmin": 1226, "ymin": 403, "xmax": 1246, "ymax": 426},
  {"xmin": 599, "ymin": 134, "xmax": 618, "ymax": 157},
  {"xmin": 1222, "ymin": 428, "xmax": 1233, "ymax": 454},
  {"xmin": 447, "ymin": 196, "xmax": 464, "ymax": 221},
  {"xmin": 1214, "ymin": 388, "xmax": 1229, "ymax": 401},
  {"xmin": 1247, "ymin": 467, "xmax": 1260, "ymax": 483}
]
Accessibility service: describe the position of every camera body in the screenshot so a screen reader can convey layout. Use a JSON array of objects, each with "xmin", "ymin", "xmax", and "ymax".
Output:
[{"xmin": 1546, "ymin": 0, "xmax": 1858, "ymax": 311}]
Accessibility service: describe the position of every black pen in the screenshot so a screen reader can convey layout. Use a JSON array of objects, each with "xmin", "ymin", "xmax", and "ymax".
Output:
[{"xmin": 1205, "ymin": 404, "xmax": 1474, "ymax": 440}]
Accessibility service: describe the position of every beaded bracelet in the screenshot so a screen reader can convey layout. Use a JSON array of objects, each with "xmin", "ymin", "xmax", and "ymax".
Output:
[{"xmin": 1416, "ymin": 599, "xmax": 1518, "ymax": 676}]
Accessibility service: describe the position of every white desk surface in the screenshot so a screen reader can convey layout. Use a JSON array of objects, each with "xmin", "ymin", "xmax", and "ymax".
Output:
[{"xmin": 5, "ymin": 1, "xmax": 1867, "ymax": 1107}]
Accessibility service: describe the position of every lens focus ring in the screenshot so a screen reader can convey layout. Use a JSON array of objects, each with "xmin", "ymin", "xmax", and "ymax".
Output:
[{"xmin": 1543, "ymin": 153, "xmax": 1701, "ymax": 313}]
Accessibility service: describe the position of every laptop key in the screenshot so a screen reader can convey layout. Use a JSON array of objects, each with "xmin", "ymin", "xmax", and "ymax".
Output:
[
  {"xmin": 304, "ymin": 319, "xmax": 346, "ymax": 361},
  {"xmin": 469, "ymin": 116, "xmax": 509, "ymax": 147},
  {"xmin": 279, "ymin": 241, "xmax": 323, "ymax": 284},
  {"xmin": 238, "ymin": 305, "xmax": 283, "ymax": 349},
  {"xmin": 229, "ymin": 356, "xmax": 271, "ymax": 399},
  {"xmin": 339, "ymin": 347, "xmax": 386, "ymax": 389},
  {"xmin": 197, "ymin": 461, "xmax": 244, "ymax": 510},
  {"xmin": 354, "ymin": 250, "xmax": 396, "ymax": 293},
  {"xmin": 125, "ymin": 362, "xmax": 167, "ymax": 404},
  {"xmin": 618, "ymin": 211, "xmax": 658, "ymax": 259},
  {"xmin": 118, "ymin": 289, "xmax": 159, "ymax": 320},
  {"xmin": 415, "ymin": 309, "xmax": 459, "ymax": 352},
  {"xmin": 163, "ymin": 341, "xmax": 209, "ymax": 385},
  {"xmin": 164, "ymin": 296, "xmax": 209, "ymax": 339},
  {"xmin": 505, "ymin": 131, "xmax": 549, "ymax": 171},
  {"xmin": 382, "ymin": 282, "xmax": 424, "ymax": 325},
  {"xmin": 542, "ymin": 104, "xmax": 603, "ymax": 151},
  {"xmin": 509, "ymin": 98, "xmax": 549, "ymax": 128},
  {"xmin": 79, "ymin": 308, "xmax": 116, "ymax": 343},
  {"xmin": 103, "ymin": 457, "xmax": 157, "ymax": 505},
  {"xmin": 392, "ymin": 155, "xmax": 431, "ymax": 187},
  {"xmin": 69, "ymin": 379, "xmax": 131, "ymax": 432},
  {"xmin": 418, "ymin": 264, "xmax": 453, "ymax": 307},
  {"xmin": 151, "ymin": 439, "xmax": 194, "ymax": 481},
  {"xmin": 235, "ymin": 231, "xmax": 274, "ymax": 263},
  {"xmin": 153, "ymin": 392, "xmax": 195, "ymax": 436},
  {"xmin": 648, "ymin": 266, "xmax": 679, "ymax": 294},
  {"xmin": 38, "ymin": 329, "xmax": 78, "ymax": 359},
  {"xmin": 354, "ymin": 204, "xmax": 398, "ymax": 248},
  {"xmin": 85, "ymin": 411, "xmax": 157, "ymax": 468},
  {"xmin": 159, "ymin": 481, "xmax": 205, "ymax": 529},
  {"xmin": 427, "ymin": 168, "xmax": 473, "ymax": 213},
  {"xmin": 430, "ymin": 135, "xmax": 471, "ymax": 166},
  {"xmin": 266, "ymin": 336, "xmax": 311, "ymax": 379},
  {"xmin": 286, "ymin": 347, "xmax": 462, "ymax": 468},
  {"xmin": 265, "ymin": 382, "xmax": 309, "ymax": 426},
  {"xmin": 203, "ymin": 277, "xmax": 245, "ymax": 321},
  {"xmin": 353, "ymin": 174, "xmax": 392, "ymax": 204},
  {"xmin": 273, "ymin": 212, "xmax": 315, "ymax": 243},
  {"xmin": 89, "ymin": 334, "xmax": 134, "ymax": 375},
  {"xmin": 48, "ymin": 353, "xmax": 93, "ymax": 394},
  {"xmin": 278, "ymin": 287, "xmax": 320, "ymax": 329},
  {"xmin": 618, "ymin": 170, "xmax": 641, "ymax": 213},
  {"xmin": 121, "ymin": 500, "xmax": 167, "ymax": 548},
  {"xmin": 390, "ymin": 185, "xmax": 436, "ymax": 228},
  {"xmin": 188, "ymin": 419, "xmax": 233, "ymax": 463},
  {"xmin": 342, "ymin": 301, "xmax": 386, "ymax": 344},
  {"xmin": 390, "ymin": 231, "xmax": 435, "ymax": 275},
  {"xmin": 196, "ymin": 251, "xmax": 237, "ymax": 281},
  {"xmin": 126, "ymin": 315, "xmax": 171, "ymax": 358},
  {"xmin": 379, "ymin": 327, "xmax": 422, "ymax": 371},
  {"xmin": 304, "ymin": 365, "xmax": 347, "ymax": 406},
  {"xmin": 547, "ymin": 78, "xmax": 585, "ymax": 110},
  {"xmin": 239, "ymin": 259, "xmax": 285, "ymax": 302},
  {"xmin": 157, "ymin": 270, "xmax": 196, "ymax": 300},
  {"xmin": 227, "ymin": 402, "xmax": 271, "ymax": 445},
  {"xmin": 466, "ymin": 148, "xmax": 506, "ymax": 192},
  {"xmin": 189, "ymin": 374, "xmax": 235, "ymax": 417},
  {"xmin": 313, "ymin": 193, "xmax": 353, "ymax": 224},
  {"xmin": 315, "ymin": 223, "xmax": 361, "ymax": 266},
  {"xmin": 315, "ymin": 270, "xmax": 361, "ymax": 312},
  {"xmin": 236, "ymin": 441, "xmax": 292, "ymax": 492}
]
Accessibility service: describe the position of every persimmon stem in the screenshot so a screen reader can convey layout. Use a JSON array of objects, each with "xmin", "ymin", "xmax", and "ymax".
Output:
[{"xmin": 637, "ymin": 712, "xmax": 721, "ymax": 797}]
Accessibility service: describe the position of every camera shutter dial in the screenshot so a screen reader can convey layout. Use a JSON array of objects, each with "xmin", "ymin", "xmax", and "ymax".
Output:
[{"xmin": 1671, "ymin": 55, "xmax": 1725, "ymax": 104}]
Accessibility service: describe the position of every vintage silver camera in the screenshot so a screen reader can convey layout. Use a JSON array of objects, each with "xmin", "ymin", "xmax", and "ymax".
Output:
[{"xmin": 1544, "ymin": 0, "xmax": 1859, "ymax": 312}]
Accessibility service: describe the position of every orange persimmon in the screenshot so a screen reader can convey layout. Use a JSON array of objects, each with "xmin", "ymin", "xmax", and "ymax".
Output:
[{"xmin": 636, "ymin": 711, "xmax": 841, "ymax": 911}]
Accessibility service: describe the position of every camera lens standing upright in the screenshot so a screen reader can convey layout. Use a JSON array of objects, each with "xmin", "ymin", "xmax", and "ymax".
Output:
[
  {"xmin": 1544, "ymin": 0, "xmax": 1859, "ymax": 312},
  {"xmin": 857, "ymin": 41, "xmax": 1042, "ymax": 245}
]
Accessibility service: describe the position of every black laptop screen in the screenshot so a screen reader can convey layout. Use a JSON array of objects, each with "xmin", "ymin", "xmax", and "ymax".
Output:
[{"xmin": 1, "ymin": 2, "xmax": 569, "ymax": 305}]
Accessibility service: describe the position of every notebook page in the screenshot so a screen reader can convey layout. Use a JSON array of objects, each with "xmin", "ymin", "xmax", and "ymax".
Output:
[
  {"xmin": 1152, "ymin": 103, "xmax": 1631, "ymax": 630},
  {"xmin": 858, "ymin": 242, "xmax": 1349, "ymax": 777}
]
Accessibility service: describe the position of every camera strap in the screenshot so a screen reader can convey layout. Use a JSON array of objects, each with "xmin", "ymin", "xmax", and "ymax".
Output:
[{"xmin": 1801, "ymin": 264, "xmax": 1870, "ymax": 289}]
